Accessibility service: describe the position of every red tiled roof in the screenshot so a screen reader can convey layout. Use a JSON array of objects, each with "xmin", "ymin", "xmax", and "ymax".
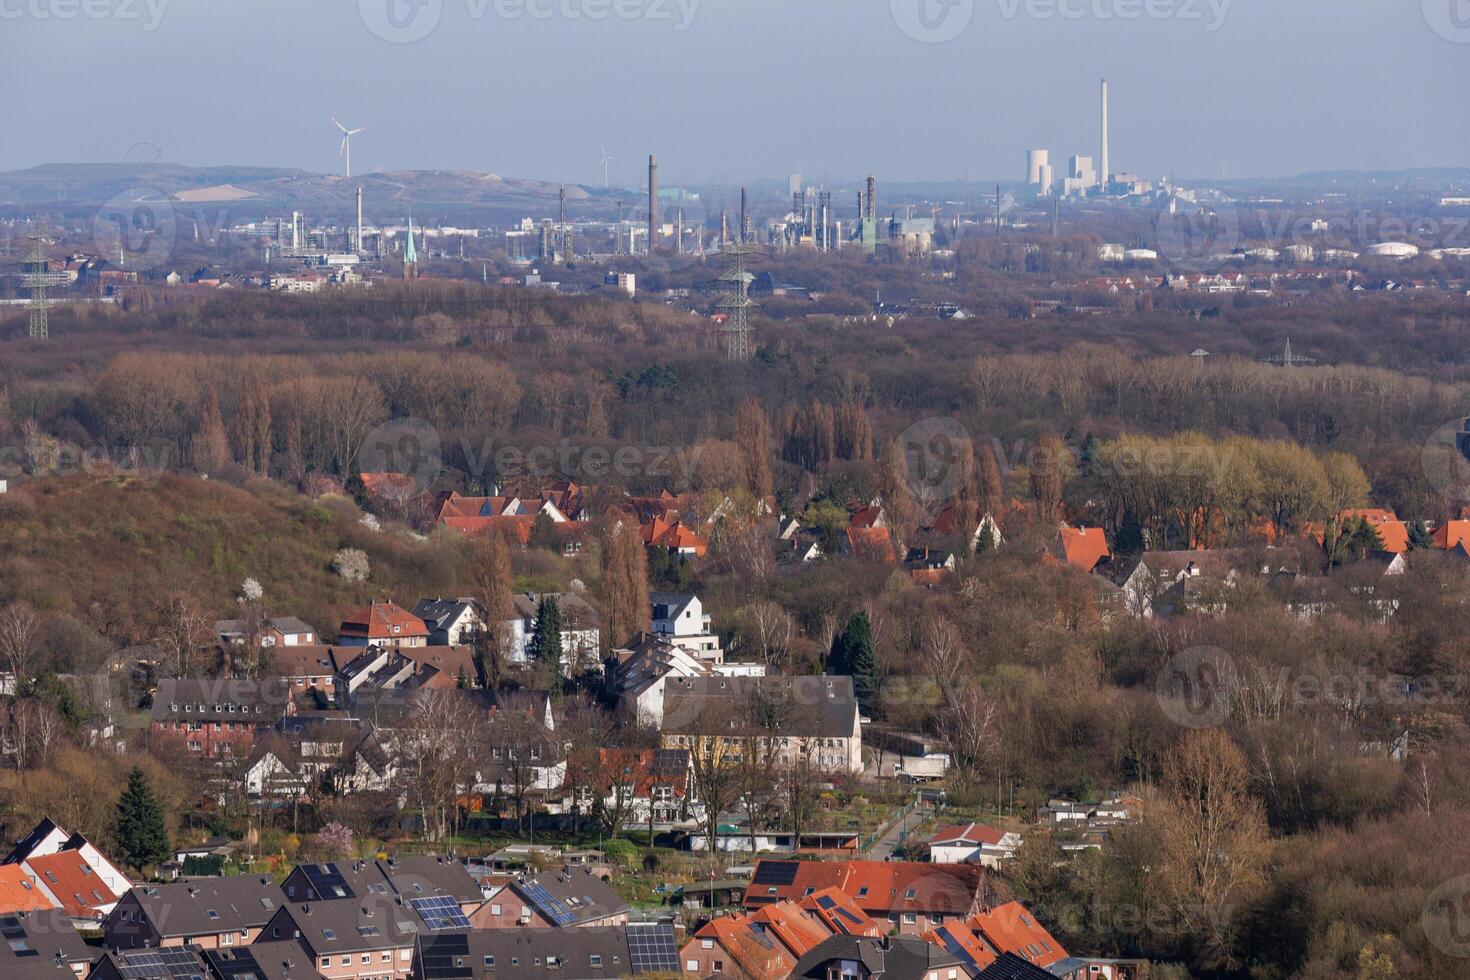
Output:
[
  {"xmin": 923, "ymin": 922, "xmax": 999, "ymax": 973},
  {"xmin": 969, "ymin": 900, "xmax": 1068, "ymax": 968},
  {"xmin": 750, "ymin": 900, "xmax": 831, "ymax": 957},
  {"xmin": 442, "ymin": 515, "xmax": 535, "ymax": 543},
  {"xmin": 338, "ymin": 600, "xmax": 429, "ymax": 641},
  {"xmin": 24, "ymin": 852, "xmax": 117, "ymax": 919},
  {"xmin": 798, "ymin": 887, "xmax": 884, "ymax": 937},
  {"xmin": 929, "ymin": 822, "xmax": 1005, "ymax": 848},
  {"xmin": 1057, "ymin": 524, "xmax": 1110, "ymax": 571},
  {"xmin": 693, "ymin": 913, "xmax": 798, "ymax": 977},
  {"xmin": 846, "ymin": 527, "xmax": 896, "ymax": 565},
  {"xmin": 359, "ymin": 472, "xmax": 418, "ymax": 499},
  {"xmin": 850, "ymin": 505, "xmax": 885, "ymax": 529},
  {"xmin": 1433, "ymin": 520, "xmax": 1470, "ymax": 551},
  {"xmin": 744, "ymin": 860, "xmax": 987, "ymax": 917},
  {"xmin": 0, "ymin": 866, "xmax": 56, "ymax": 914}
]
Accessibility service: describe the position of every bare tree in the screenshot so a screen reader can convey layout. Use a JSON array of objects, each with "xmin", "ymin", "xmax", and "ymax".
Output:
[
  {"xmin": 472, "ymin": 531, "xmax": 515, "ymax": 686},
  {"xmin": 920, "ymin": 616, "xmax": 965, "ymax": 690},
  {"xmin": 745, "ymin": 602, "xmax": 793, "ymax": 671},
  {"xmin": 0, "ymin": 602, "xmax": 42, "ymax": 683},
  {"xmin": 154, "ymin": 594, "xmax": 210, "ymax": 677}
]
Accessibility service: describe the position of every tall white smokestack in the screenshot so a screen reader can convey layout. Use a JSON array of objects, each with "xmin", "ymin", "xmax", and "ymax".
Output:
[
  {"xmin": 356, "ymin": 186, "xmax": 363, "ymax": 255},
  {"xmin": 1100, "ymin": 78, "xmax": 1110, "ymax": 191}
]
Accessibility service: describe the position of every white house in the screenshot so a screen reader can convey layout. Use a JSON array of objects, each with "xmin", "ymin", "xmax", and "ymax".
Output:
[
  {"xmin": 650, "ymin": 592, "xmax": 723, "ymax": 664},
  {"xmin": 927, "ymin": 822, "xmax": 1022, "ymax": 867},
  {"xmin": 508, "ymin": 592, "xmax": 601, "ymax": 673}
]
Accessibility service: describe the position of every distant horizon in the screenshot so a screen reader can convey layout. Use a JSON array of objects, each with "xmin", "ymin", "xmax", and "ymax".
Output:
[
  {"xmin": 5, "ymin": 158, "xmax": 1470, "ymax": 194},
  {"xmin": 2, "ymin": 1, "xmax": 1465, "ymax": 186}
]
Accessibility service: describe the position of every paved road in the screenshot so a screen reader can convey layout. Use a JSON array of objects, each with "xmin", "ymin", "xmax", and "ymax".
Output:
[{"xmin": 866, "ymin": 802, "xmax": 931, "ymax": 861}]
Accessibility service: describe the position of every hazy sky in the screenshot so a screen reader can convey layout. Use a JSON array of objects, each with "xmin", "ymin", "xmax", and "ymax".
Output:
[{"xmin": 2, "ymin": 0, "xmax": 1465, "ymax": 185}]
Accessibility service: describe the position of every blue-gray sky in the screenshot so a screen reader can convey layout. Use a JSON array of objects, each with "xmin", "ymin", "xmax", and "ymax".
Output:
[{"xmin": 1, "ymin": 0, "xmax": 1464, "ymax": 185}]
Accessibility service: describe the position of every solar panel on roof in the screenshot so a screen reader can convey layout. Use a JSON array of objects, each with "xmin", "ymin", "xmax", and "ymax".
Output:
[
  {"xmin": 626, "ymin": 922, "xmax": 679, "ymax": 973},
  {"xmin": 302, "ymin": 862, "xmax": 355, "ymax": 899},
  {"xmin": 519, "ymin": 882, "xmax": 578, "ymax": 926},
  {"xmin": 417, "ymin": 933, "xmax": 473, "ymax": 980},
  {"xmin": 117, "ymin": 947, "xmax": 209, "ymax": 979},
  {"xmin": 751, "ymin": 861, "xmax": 799, "ymax": 886},
  {"xmin": 411, "ymin": 895, "xmax": 471, "ymax": 931}
]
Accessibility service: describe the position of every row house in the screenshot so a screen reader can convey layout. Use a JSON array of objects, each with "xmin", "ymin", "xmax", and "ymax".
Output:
[{"xmin": 147, "ymin": 678, "xmax": 293, "ymax": 758}]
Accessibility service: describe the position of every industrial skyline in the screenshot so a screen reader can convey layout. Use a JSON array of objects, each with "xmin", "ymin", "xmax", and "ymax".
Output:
[{"xmin": 1, "ymin": 0, "xmax": 1463, "ymax": 182}]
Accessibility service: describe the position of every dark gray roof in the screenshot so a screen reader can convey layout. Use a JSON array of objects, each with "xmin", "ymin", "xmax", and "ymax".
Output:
[
  {"xmin": 379, "ymin": 856, "xmax": 483, "ymax": 905},
  {"xmin": 793, "ymin": 935, "xmax": 964, "ymax": 980},
  {"xmin": 266, "ymin": 898, "xmax": 429, "ymax": 955},
  {"xmin": 202, "ymin": 941, "xmax": 320, "ymax": 980},
  {"xmin": 976, "ymin": 951, "xmax": 1062, "ymax": 980},
  {"xmin": 411, "ymin": 598, "xmax": 480, "ymax": 631},
  {"xmin": 91, "ymin": 946, "xmax": 211, "ymax": 980},
  {"xmin": 416, "ymin": 922, "xmax": 678, "ymax": 979},
  {"xmin": 506, "ymin": 867, "xmax": 629, "ymax": 925},
  {"xmin": 648, "ymin": 592, "xmax": 696, "ymax": 620},
  {"xmin": 112, "ymin": 876, "xmax": 286, "ymax": 939},
  {"xmin": 661, "ymin": 675, "xmax": 858, "ymax": 739},
  {"xmin": 509, "ymin": 592, "xmax": 600, "ymax": 626},
  {"xmin": 149, "ymin": 678, "xmax": 289, "ymax": 725},
  {"xmin": 0, "ymin": 909, "xmax": 94, "ymax": 972}
]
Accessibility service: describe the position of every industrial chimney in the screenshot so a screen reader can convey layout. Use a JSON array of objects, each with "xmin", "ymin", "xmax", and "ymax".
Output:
[
  {"xmin": 647, "ymin": 155, "xmax": 658, "ymax": 255},
  {"xmin": 865, "ymin": 175, "xmax": 876, "ymax": 221},
  {"xmin": 1100, "ymin": 78, "xmax": 1110, "ymax": 191}
]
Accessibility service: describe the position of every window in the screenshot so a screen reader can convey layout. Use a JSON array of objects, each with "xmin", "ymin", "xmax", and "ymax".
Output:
[
  {"xmin": 686, "ymin": 961, "xmax": 699, "ymax": 972},
  {"xmin": 856, "ymin": 886, "xmax": 869, "ymax": 898},
  {"xmin": 490, "ymin": 904, "xmax": 502, "ymax": 916},
  {"xmin": 362, "ymin": 954, "xmax": 371, "ymax": 964},
  {"xmin": 905, "ymin": 888, "xmax": 916, "ymax": 899},
  {"xmin": 904, "ymin": 913, "xmax": 917, "ymax": 924},
  {"xmin": 340, "ymin": 956, "xmax": 351, "ymax": 966},
  {"xmin": 320, "ymin": 959, "xmax": 330, "ymax": 969},
  {"xmin": 484, "ymin": 955, "xmax": 495, "ymax": 967},
  {"xmin": 589, "ymin": 954, "xmax": 602, "ymax": 967},
  {"xmin": 701, "ymin": 940, "xmax": 713, "ymax": 950}
]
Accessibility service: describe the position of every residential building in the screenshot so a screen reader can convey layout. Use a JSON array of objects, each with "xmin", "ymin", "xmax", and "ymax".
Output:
[
  {"xmin": 927, "ymin": 824, "xmax": 1022, "ymax": 868},
  {"xmin": 469, "ymin": 868, "xmax": 629, "ymax": 929},
  {"xmin": 410, "ymin": 598, "xmax": 484, "ymax": 647},
  {"xmin": 556, "ymin": 747, "xmax": 691, "ymax": 827},
  {"xmin": 3, "ymin": 818, "xmax": 132, "ymax": 901},
  {"xmin": 507, "ymin": 592, "xmax": 602, "ymax": 672},
  {"xmin": 661, "ymin": 675, "xmax": 864, "ymax": 775},
  {"xmin": 415, "ymin": 922, "xmax": 679, "ymax": 979},
  {"xmin": 214, "ymin": 617, "xmax": 318, "ymax": 648},
  {"xmin": 791, "ymin": 934, "xmax": 967, "ymax": 980},
  {"xmin": 0, "ymin": 908, "xmax": 94, "ymax": 978},
  {"xmin": 333, "ymin": 644, "xmax": 476, "ymax": 706},
  {"xmin": 261, "ymin": 899, "xmax": 425, "ymax": 980},
  {"xmin": 743, "ymin": 860, "xmax": 994, "ymax": 937},
  {"xmin": 103, "ymin": 876, "xmax": 288, "ymax": 949},
  {"xmin": 649, "ymin": 593, "xmax": 722, "ymax": 663},
  {"xmin": 147, "ymin": 678, "xmax": 293, "ymax": 758},
  {"xmin": 337, "ymin": 601, "xmax": 429, "ymax": 648}
]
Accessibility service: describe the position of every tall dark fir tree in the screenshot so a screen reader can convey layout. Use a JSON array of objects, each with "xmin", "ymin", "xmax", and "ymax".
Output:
[{"xmin": 115, "ymin": 767, "xmax": 169, "ymax": 873}]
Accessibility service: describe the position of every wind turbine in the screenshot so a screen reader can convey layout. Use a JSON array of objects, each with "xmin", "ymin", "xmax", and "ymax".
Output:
[
  {"xmin": 332, "ymin": 117, "xmax": 366, "ymax": 179},
  {"xmin": 599, "ymin": 146, "xmax": 613, "ymax": 188}
]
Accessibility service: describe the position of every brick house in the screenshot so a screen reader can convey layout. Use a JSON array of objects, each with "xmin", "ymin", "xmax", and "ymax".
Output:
[{"xmin": 147, "ymin": 678, "xmax": 293, "ymax": 759}]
